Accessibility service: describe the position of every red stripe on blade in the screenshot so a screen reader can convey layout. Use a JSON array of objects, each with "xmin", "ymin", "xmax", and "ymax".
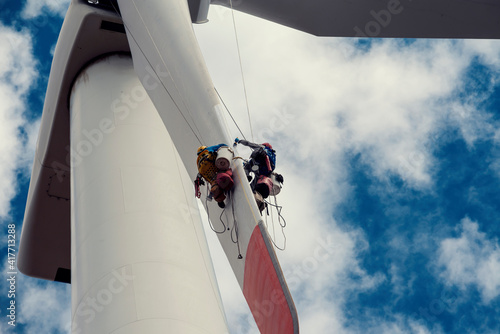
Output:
[{"xmin": 243, "ymin": 225, "xmax": 295, "ymax": 334}]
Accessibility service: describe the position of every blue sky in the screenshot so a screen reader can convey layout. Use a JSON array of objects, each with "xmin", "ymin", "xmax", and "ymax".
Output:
[{"xmin": 1, "ymin": 1, "xmax": 500, "ymax": 333}]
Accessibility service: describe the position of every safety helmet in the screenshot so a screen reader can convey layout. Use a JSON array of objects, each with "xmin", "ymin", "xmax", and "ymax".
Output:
[
  {"xmin": 197, "ymin": 146, "xmax": 207, "ymax": 155},
  {"xmin": 262, "ymin": 142, "xmax": 273, "ymax": 149}
]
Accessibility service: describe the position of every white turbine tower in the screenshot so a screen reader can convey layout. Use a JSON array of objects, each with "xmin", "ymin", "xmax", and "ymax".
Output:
[{"xmin": 18, "ymin": 0, "xmax": 499, "ymax": 333}]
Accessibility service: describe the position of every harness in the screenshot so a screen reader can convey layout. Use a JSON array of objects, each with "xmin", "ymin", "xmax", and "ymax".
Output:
[{"xmin": 197, "ymin": 149, "xmax": 218, "ymax": 184}]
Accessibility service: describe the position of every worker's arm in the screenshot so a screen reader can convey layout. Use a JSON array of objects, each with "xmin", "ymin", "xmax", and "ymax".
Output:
[{"xmin": 235, "ymin": 138, "xmax": 261, "ymax": 150}]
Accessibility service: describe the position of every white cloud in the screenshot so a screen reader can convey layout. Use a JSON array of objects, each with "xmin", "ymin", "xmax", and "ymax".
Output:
[
  {"xmin": 0, "ymin": 21, "xmax": 68, "ymax": 334},
  {"xmin": 491, "ymin": 124, "xmax": 500, "ymax": 180},
  {"xmin": 196, "ymin": 10, "xmax": 500, "ymax": 193},
  {"xmin": 451, "ymin": 41, "xmax": 500, "ymax": 149},
  {"xmin": 0, "ymin": 255, "xmax": 71, "ymax": 333},
  {"xmin": 22, "ymin": 0, "xmax": 70, "ymax": 19},
  {"xmin": 194, "ymin": 8, "xmax": 500, "ymax": 333},
  {"xmin": 18, "ymin": 117, "xmax": 41, "ymax": 179},
  {"xmin": 377, "ymin": 316, "xmax": 444, "ymax": 334},
  {"xmin": 437, "ymin": 217, "xmax": 500, "ymax": 304},
  {"xmin": 464, "ymin": 40, "xmax": 500, "ymax": 70},
  {"xmin": 200, "ymin": 140, "xmax": 387, "ymax": 333},
  {"xmin": 17, "ymin": 278, "xmax": 72, "ymax": 333},
  {"xmin": 0, "ymin": 24, "xmax": 37, "ymax": 219}
]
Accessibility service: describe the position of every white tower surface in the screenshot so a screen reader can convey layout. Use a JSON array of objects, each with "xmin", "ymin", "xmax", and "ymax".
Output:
[{"xmin": 69, "ymin": 54, "xmax": 229, "ymax": 333}]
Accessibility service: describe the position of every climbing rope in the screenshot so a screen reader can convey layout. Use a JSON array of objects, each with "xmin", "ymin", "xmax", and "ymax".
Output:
[
  {"xmin": 215, "ymin": 88, "xmax": 247, "ymax": 141},
  {"xmin": 205, "ymin": 186, "xmax": 226, "ymax": 234},
  {"xmin": 228, "ymin": 193, "xmax": 243, "ymax": 259},
  {"xmin": 229, "ymin": 0, "xmax": 254, "ymax": 141},
  {"xmin": 265, "ymin": 195, "xmax": 287, "ymax": 251},
  {"xmin": 110, "ymin": 2, "xmax": 204, "ymax": 145}
]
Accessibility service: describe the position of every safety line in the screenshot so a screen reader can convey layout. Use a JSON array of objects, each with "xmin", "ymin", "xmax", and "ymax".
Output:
[
  {"xmin": 265, "ymin": 195, "xmax": 287, "ymax": 251},
  {"xmin": 215, "ymin": 87, "xmax": 247, "ymax": 141},
  {"xmin": 230, "ymin": 192, "xmax": 243, "ymax": 259},
  {"xmin": 111, "ymin": 1, "xmax": 204, "ymax": 145},
  {"xmin": 229, "ymin": 0, "xmax": 254, "ymax": 141}
]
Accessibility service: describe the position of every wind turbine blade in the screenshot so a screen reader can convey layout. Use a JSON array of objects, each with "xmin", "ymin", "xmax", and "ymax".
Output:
[
  {"xmin": 117, "ymin": 1, "xmax": 299, "ymax": 332},
  {"xmin": 212, "ymin": 0, "xmax": 500, "ymax": 39}
]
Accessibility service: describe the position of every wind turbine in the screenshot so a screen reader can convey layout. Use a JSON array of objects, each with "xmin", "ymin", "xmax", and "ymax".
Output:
[{"xmin": 17, "ymin": 0, "xmax": 499, "ymax": 333}]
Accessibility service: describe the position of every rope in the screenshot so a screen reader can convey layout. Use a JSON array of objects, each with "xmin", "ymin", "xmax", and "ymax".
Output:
[
  {"xmin": 229, "ymin": 0, "xmax": 254, "ymax": 141},
  {"xmin": 232, "ymin": 156, "xmax": 247, "ymax": 164},
  {"xmin": 205, "ymin": 187, "xmax": 226, "ymax": 234},
  {"xmin": 111, "ymin": 1, "xmax": 254, "ymax": 264},
  {"xmin": 230, "ymin": 192, "xmax": 243, "ymax": 259},
  {"xmin": 265, "ymin": 195, "xmax": 287, "ymax": 251},
  {"xmin": 110, "ymin": 1, "xmax": 204, "ymax": 145},
  {"xmin": 270, "ymin": 197, "xmax": 276, "ymax": 242},
  {"xmin": 219, "ymin": 208, "xmax": 228, "ymax": 230},
  {"xmin": 112, "ymin": 1, "xmax": 255, "ymax": 147},
  {"xmin": 215, "ymin": 88, "xmax": 247, "ymax": 141}
]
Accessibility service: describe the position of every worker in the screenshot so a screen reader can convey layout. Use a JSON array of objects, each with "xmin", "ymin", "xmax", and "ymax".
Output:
[
  {"xmin": 234, "ymin": 138, "xmax": 283, "ymax": 211},
  {"xmin": 195, "ymin": 144, "xmax": 234, "ymax": 208}
]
